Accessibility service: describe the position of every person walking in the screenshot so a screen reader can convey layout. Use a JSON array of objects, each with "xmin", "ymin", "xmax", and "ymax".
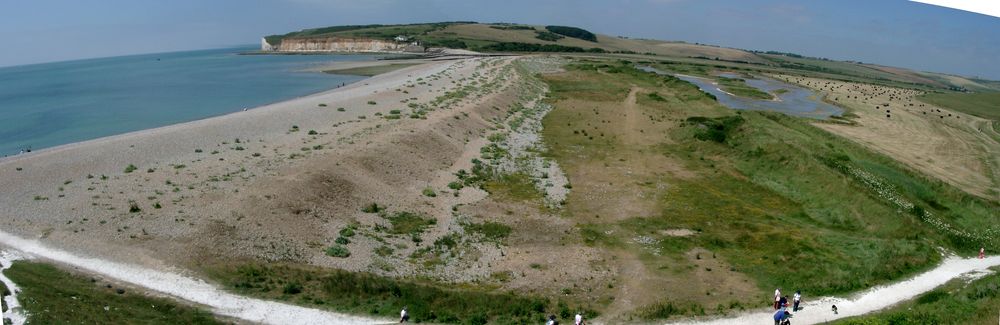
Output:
[
  {"xmin": 773, "ymin": 288, "xmax": 781, "ymax": 310},
  {"xmin": 400, "ymin": 307, "xmax": 409, "ymax": 323},
  {"xmin": 793, "ymin": 290, "xmax": 802, "ymax": 312},
  {"xmin": 772, "ymin": 309, "xmax": 791, "ymax": 325},
  {"xmin": 980, "ymin": 247, "xmax": 985, "ymax": 259},
  {"xmin": 574, "ymin": 313, "xmax": 584, "ymax": 325},
  {"xmin": 779, "ymin": 295, "xmax": 789, "ymax": 311}
]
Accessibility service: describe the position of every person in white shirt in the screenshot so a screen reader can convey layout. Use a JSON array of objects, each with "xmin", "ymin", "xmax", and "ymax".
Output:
[
  {"xmin": 575, "ymin": 313, "xmax": 584, "ymax": 325},
  {"xmin": 400, "ymin": 307, "xmax": 409, "ymax": 323},
  {"xmin": 773, "ymin": 288, "xmax": 781, "ymax": 310},
  {"xmin": 793, "ymin": 290, "xmax": 802, "ymax": 311}
]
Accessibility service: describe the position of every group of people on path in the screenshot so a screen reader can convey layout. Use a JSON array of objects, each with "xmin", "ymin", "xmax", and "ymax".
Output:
[{"xmin": 772, "ymin": 288, "xmax": 801, "ymax": 325}]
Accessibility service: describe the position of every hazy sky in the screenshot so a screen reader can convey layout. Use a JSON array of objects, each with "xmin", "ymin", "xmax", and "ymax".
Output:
[{"xmin": 2, "ymin": 0, "xmax": 999, "ymax": 79}]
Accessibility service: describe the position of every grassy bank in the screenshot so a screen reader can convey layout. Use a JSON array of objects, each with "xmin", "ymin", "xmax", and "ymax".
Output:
[
  {"xmin": 539, "ymin": 59, "xmax": 998, "ymax": 319},
  {"xmin": 917, "ymin": 92, "xmax": 1000, "ymax": 121},
  {"xmin": 205, "ymin": 263, "xmax": 597, "ymax": 324},
  {"xmin": 1, "ymin": 277, "xmax": 8, "ymax": 314},
  {"xmin": 4, "ymin": 261, "xmax": 222, "ymax": 324},
  {"xmin": 835, "ymin": 269, "xmax": 1000, "ymax": 325},
  {"xmin": 716, "ymin": 77, "xmax": 774, "ymax": 100}
]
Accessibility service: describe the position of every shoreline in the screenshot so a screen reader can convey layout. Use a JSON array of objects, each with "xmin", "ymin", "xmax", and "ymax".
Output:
[{"xmin": 0, "ymin": 61, "xmax": 432, "ymax": 165}]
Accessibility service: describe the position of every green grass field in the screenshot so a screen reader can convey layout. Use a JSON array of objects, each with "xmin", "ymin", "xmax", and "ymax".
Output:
[
  {"xmin": 917, "ymin": 92, "xmax": 1000, "ymax": 121},
  {"xmin": 540, "ymin": 60, "xmax": 999, "ymax": 318},
  {"xmin": 4, "ymin": 261, "xmax": 223, "ymax": 324}
]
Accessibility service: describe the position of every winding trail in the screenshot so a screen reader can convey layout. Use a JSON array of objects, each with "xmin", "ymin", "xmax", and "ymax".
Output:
[
  {"xmin": 2, "ymin": 229, "xmax": 999, "ymax": 324},
  {"xmin": 0, "ymin": 230, "xmax": 387, "ymax": 325},
  {"xmin": 668, "ymin": 255, "xmax": 1000, "ymax": 325}
]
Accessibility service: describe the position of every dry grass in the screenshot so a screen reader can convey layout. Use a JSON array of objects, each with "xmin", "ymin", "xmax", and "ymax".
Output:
[{"xmin": 779, "ymin": 75, "xmax": 1000, "ymax": 201}]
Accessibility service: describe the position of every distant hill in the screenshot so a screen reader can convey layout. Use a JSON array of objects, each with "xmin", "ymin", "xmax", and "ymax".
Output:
[
  {"xmin": 262, "ymin": 22, "xmax": 1000, "ymax": 92},
  {"xmin": 262, "ymin": 22, "xmax": 768, "ymax": 63}
]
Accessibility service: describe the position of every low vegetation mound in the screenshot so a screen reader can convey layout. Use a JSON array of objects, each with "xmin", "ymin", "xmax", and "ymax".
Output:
[
  {"xmin": 215, "ymin": 264, "xmax": 598, "ymax": 324},
  {"xmin": 716, "ymin": 77, "xmax": 774, "ymax": 100},
  {"xmin": 685, "ymin": 115, "xmax": 745, "ymax": 143},
  {"xmin": 6, "ymin": 262, "xmax": 220, "ymax": 324}
]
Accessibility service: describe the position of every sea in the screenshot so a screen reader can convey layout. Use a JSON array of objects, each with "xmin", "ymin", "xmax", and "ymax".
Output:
[{"xmin": 0, "ymin": 46, "xmax": 378, "ymax": 157}]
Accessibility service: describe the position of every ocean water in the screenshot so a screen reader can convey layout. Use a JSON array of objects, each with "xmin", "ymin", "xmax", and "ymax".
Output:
[{"xmin": 0, "ymin": 46, "xmax": 376, "ymax": 156}]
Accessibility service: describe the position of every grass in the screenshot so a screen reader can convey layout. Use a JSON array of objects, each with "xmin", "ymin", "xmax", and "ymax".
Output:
[
  {"xmin": 463, "ymin": 221, "xmax": 512, "ymax": 241},
  {"xmin": 324, "ymin": 63, "xmax": 420, "ymax": 76},
  {"xmin": 716, "ymin": 77, "xmax": 774, "ymax": 100},
  {"xmin": 835, "ymin": 270, "xmax": 1000, "ymax": 325},
  {"xmin": 124, "ymin": 164, "xmax": 137, "ymax": 173},
  {"xmin": 206, "ymin": 263, "xmax": 598, "ymax": 324},
  {"xmin": 483, "ymin": 173, "xmax": 544, "ymax": 201},
  {"xmin": 917, "ymin": 92, "xmax": 1000, "ymax": 121},
  {"xmin": 325, "ymin": 245, "xmax": 350, "ymax": 257},
  {"xmin": 539, "ymin": 60, "xmax": 999, "ymax": 317},
  {"xmin": 1, "ymin": 278, "xmax": 8, "ymax": 313},
  {"xmin": 386, "ymin": 211, "xmax": 435, "ymax": 235},
  {"xmin": 5, "ymin": 261, "xmax": 221, "ymax": 324}
]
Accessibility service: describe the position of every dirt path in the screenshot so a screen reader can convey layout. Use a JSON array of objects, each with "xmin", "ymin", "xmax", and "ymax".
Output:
[
  {"xmin": 603, "ymin": 252, "xmax": 650, "ymax": 321},
  {"xmin": 0, "ymin": 231, "xmax": 388, "ymax": 325},
  {"xmin": 668, "ymin": 255, "xmax": 1000, "ymax": 325},
  {"xmin": 623, "ymin": 86, "xmax": 642, "ymax": 146}
]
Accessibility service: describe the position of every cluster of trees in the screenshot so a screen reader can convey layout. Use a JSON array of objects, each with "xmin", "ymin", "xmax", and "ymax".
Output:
[
  {"xmin": 479, "ymin": 42, "xmax": 606, "ymax": 53},
  {"xmin": 544, "ymin": 25, "xmax": 597, "ymax": 42}
]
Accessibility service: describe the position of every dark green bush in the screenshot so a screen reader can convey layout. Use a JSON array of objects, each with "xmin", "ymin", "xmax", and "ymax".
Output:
[
  {"xmin": 534, "ymin": 31, "xmax": 564, "ymax": 42},
  {"xmin": 544, "ymin": 26, "xmax": 597, "ymax": 42},
  {"xmin": 283, "ymin": 282, "xmax": 303, "ymax": 294},
  {"xmin": 686, "ymin": 115, "xmax": 745, "ymax": 143},
  {"xmin": 325, "ymin": 245, "xmax": 350, "ymax": 258}
]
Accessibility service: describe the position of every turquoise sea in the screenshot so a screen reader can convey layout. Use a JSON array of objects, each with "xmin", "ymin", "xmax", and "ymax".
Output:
[{"xmin": 0, "ymin": 46, "xmax": 376, "ymax": 156}]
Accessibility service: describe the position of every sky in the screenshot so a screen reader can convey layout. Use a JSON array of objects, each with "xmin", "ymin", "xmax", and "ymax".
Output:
[{"xmin": 2, "ymin": 0, "xmax": 999, "ymax": 79}]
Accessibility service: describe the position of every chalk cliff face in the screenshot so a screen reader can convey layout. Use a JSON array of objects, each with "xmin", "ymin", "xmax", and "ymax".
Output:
[{"xmin": 261, "ymin": 37, "xmax": 413, "ymax": 53}]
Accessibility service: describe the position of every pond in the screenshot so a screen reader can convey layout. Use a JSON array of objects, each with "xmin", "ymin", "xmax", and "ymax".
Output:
[{"xmin": 639, "ymin": 66, "xmax": 843, "ymax": 119}]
